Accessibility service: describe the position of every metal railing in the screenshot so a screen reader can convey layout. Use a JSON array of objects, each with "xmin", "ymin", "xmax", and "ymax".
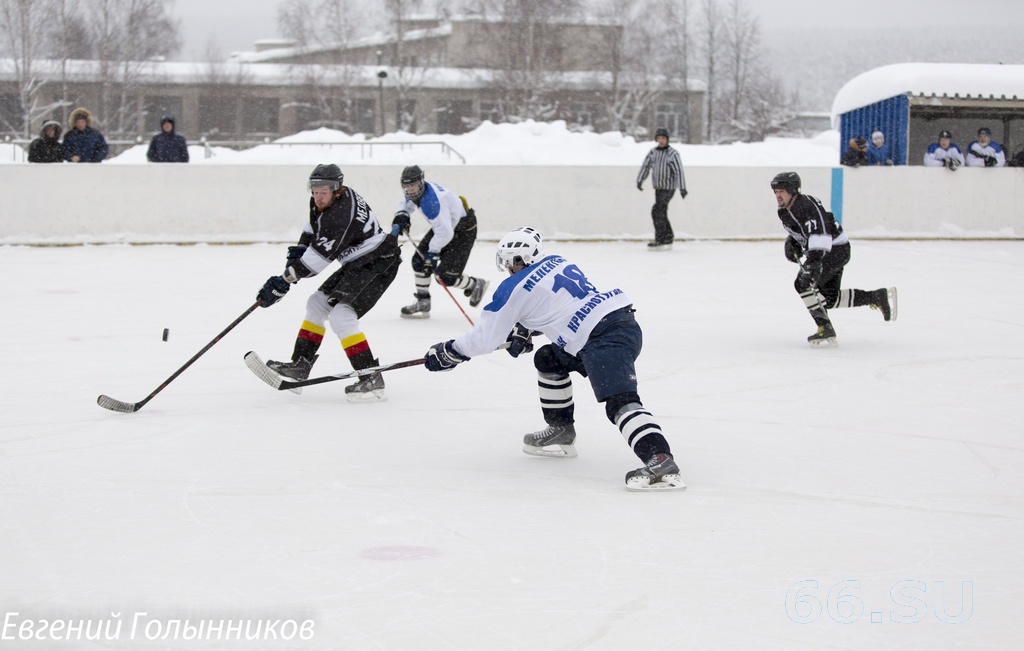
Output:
[
  {"xmin": 199, "ymin": 138, "xmax": 466, "ymax": 163},
  {"xmin": 2, "ymin": 135, "xmax": 467, "ymax": 164}
]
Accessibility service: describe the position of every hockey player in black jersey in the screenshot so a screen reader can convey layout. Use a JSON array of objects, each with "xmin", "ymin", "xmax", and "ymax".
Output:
[
  {"xmin": 255, "ymin": 164, "xmax": 401, "ymax": 400},
  {"xmin": 771, "ymin": 172, "xmax": 897, "ymax": 347}
]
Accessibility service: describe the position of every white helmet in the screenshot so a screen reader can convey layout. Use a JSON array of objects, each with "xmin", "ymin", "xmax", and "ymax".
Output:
[{"xmin": 495, "ymin": 227, "xmax": 544, "ymax": 272}]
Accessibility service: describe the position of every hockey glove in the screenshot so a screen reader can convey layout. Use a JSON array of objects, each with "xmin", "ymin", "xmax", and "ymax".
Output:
[
  {"xmin": 636, "ymin": 182, "xmax": 643, "ymax": 191},
  {"xmin": 257, "ymin": 275, "xmax": 290, "ymax": 307},
  {"xmin": 286, "ymin": 245, "xmax": 306, "ymax": 264},
  {"xmin": 680, "ymin": 188, "xmax": 688, "ymax": 199},
  {"xmin": 422, "ymin": 251, "xmax": 440, "ymax": 275},
  {"xmin": 392, "ymin": 210, "xmax": 411, "ymax": 236},
  {"xmin": 425, "ymin": 340, "xmax": 470, "ymax": 372},
  {"xmin": 784, "ymin": 236, "xmax": 803, "ymax": 263},
  {"xmin": 944, "ymin": 158, "xmax": 961, "ymax": 171},
  {"xmin": 984, "ymin": 155, "xmax": 998, "ymax": 167},
  {"xmin": 506, "ymin": 323, "xmax": 535, "ymax": 358},
  {"xmin": 799, "ymin": 260, "xmax": 823, "ymax": 288}
]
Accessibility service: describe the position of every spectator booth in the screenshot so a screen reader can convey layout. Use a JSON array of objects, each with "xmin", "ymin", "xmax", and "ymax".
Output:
[{"xmin": 832, "ymin": 63, "xmax": 1024, "ymax": 165}]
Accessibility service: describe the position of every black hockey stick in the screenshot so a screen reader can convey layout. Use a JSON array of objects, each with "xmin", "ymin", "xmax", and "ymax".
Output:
[
  {"xmin": 244, "ymin": 342, "xmax": 511, "ymax": 392},
  {"xmin": 97, "ymin": 302, "xmax": 260, "ymax": 413},
  {"xmin": 244, "ymin": 351, "xmax": 425, "ymax": 391}
]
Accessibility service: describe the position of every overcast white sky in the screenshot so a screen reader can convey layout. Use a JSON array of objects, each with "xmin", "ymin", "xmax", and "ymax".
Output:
[{"xmin": 169, "ymin": 0, "xmax": 1024, "ymax": 62}]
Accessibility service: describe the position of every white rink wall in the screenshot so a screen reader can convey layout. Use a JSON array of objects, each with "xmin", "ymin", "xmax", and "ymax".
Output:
[{"xmin": 1, "ymin": 164, "xmax": 1022, "ymax": 243}]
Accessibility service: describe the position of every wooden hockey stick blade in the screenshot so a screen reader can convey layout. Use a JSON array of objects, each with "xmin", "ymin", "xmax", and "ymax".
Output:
[{"xmin": 244, "ymin": 351, "xmax": 427, "ymax": 391}]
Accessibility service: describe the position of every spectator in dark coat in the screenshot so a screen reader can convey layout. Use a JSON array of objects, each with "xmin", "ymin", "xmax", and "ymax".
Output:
[
  {"xmin": 28, "ymin": 120, "xmax": 64, "ymax": 163},
  {"xmin": 147, "ymin": 115, "xmax": 189, "ymax": 163},
  {"xmin": 62, "ymin": 107, "xmax": 108, "ymax": 163},
  {"xmin": 840, "ymin": 136, "xmax": 868, "ymax": 167}
]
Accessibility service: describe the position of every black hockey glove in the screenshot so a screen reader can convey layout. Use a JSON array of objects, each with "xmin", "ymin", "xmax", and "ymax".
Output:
[
  {"xmin": 286, "ymin": 245, "xmax": 306, "ymax": 264},
  {"xmin": 425, "ymin": 340, "xmax": 470, "ymax": 372},
  {"xmin": 784, "ymin": 236, "xmax": 803, "ymax": 263},
  {"xmin": 636, "ymin": 182, "xmax": 643, "ymax": 191},
  {"xmin": 799, "ymin": 260, "xmax": 823, "ymax": 288},
  {"xmin": 944, "ymin": 158, "xmax": 960, "ymax": 171},
  {"xmin": 984, "ymin": 155, "xmax": 998, "ymax": 167},
  {"xmin": 505, "ymin": 323, "xmax": 535, "ymax": 358},
  {"xmin": 680, "ymin": 188, "xmax": 688, "ymax": 199},
  {"xmin": 257, "ymin": 275, "xmax": 290, "ymax": 307},
  {"xmin": 392, "ymin": 210, "xmax": 411, "ymax": 236}
]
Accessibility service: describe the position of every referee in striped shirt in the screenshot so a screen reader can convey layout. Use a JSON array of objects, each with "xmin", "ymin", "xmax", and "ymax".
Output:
[{"xmin": 636, "ymin": 128, "xmax": 687, "ymax": 249}]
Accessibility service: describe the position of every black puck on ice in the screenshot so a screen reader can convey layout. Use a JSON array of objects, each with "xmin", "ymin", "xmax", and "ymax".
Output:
[{"xmin": 162, "ymin": 328, "xmax": 169, "ymax": 342}]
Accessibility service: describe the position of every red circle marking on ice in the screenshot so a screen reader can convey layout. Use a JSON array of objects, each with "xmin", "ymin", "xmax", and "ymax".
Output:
[{"xmin": 359, "ymin": 546, "xmax": 439, "ymax": 561}]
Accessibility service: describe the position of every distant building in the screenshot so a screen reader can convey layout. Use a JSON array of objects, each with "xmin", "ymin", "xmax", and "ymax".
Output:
[{"xmin": 0, "ymin": 15, "xmax": 705, "ymax": 144}]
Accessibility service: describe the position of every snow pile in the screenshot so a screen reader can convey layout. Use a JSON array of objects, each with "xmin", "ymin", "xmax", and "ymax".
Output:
[{"xmin": 101, "ymin": 120, "xmax": 840, "ymax": 167}]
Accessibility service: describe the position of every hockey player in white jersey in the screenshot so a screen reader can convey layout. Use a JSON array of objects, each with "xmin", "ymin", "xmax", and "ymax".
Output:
[
  {"xmin": 422, "ymin": 227, "xmax": 685, "ymax": 491},
  {"xmin": 391, "ymin": 165, "xmax": 489, "ymax": 318}
]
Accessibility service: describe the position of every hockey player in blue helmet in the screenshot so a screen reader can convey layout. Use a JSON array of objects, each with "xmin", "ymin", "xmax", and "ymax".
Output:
[{"xmin": 391, "ymin": 165, "xmax": 490, "ymax": 318}]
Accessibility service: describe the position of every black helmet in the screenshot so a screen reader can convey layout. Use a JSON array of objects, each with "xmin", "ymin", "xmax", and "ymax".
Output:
[
  {"xmin": 654, "ymin": 127, "xmax": 670, "ymax": 139},
  {"xmin": 400, "ymin": 165, "xmax": 426, "ymax": 200},
  {"xmin": 160, "ymin": 115, "xmax": 175, "ymax": 126},
  {"xmin": 770, "ymin": 171, "xmax": 801, "ymax": 194},
  {"xmin": 308, "ymin": 163, "xmax": 343, "ymax": 191}
]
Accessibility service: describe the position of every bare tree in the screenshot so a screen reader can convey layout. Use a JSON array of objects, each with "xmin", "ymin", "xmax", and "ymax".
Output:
[
  {"xmin": 696, "ymin": 0, "xmax": 722, "ymax": 142},
  {"xmin": 0, "ymin": 0, "xmax": 57, "ymax": 135},
  {"xmin": 84, "ymin": 0, "xmax": 180, "ymax": 137},
  {"xmin": 276, "ymin": 0, "xmax": 368, "ymax": 133},
  {"xmin": 720, "ymin": 0, "xmax": 757, "ymax": 126}
]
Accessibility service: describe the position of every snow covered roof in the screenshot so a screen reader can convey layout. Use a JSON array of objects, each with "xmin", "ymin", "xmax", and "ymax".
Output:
[{"xmin": 831, "ymin": 63, "xmax": 1024, "ymax": 120}]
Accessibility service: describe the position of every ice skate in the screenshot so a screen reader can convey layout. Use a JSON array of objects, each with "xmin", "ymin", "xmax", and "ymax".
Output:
[
  {"xmin": 266, "ymin": 354, "xmax": 318, "ymax": 380},
  {"xmin": 344, "ymin": 372, "xmax": 386, "ymax": 402},
  {"xmin": 466, "ymin": 278, "xmax": 490, "ymax": 307},
  {"xmin": 646, "ymin": 240, "xmax": 672, "ymax": 251},
  {"xmin": 400, "ymin": 295, "xmax": 431, "ymax": 319},
  {"xmin": 625, "ymin": 453, "xmax": 686, "ymax": 491},
  {"xmin": 807, "ymin": 322, "xmax": 837, "ymax": 347},
  {"xmin": 523, "ymin": 424, "xmax": 577, "ymax": 458},
  {"xmin": 870, "ymin": 287, "xmax": 898, "ymax": 322}
]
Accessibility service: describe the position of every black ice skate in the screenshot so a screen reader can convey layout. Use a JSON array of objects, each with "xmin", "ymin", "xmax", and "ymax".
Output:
[
  {"xmin": 625, "ymin": 453, "xmax": 686, "ymax": 491},
  {"xmin": 523, "ymin": 424, "xmax": 578, "ymax": 458},
  {"xmin": 400, "ymin": 295, "xmax": 431, "ymax": 319},
  {"xmin": 465, "ymin": 278, "xmax": 490, "ymax": 307},
  {"xmin": 646, "ymin": 240, "xmax": 673, "ymax": 251},
  {"xmin": 870, "ymin": 287, "xmax": 898, "ymax": 322},
  {"xmin": 266, "ymin": 354, "xmax": 318, "ymax": 380},
  {"xmin": 807, "ymin": 322, "xmax": 837, "ymax": 347},
  {"xmin": 344, "ymin": 372, "xmax": 386, "ymax": 402}
]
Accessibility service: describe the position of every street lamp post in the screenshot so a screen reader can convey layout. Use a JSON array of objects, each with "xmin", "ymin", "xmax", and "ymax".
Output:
[{"xmin": 376, "ymin": 50, "xmax": 388, "ymax": 136}]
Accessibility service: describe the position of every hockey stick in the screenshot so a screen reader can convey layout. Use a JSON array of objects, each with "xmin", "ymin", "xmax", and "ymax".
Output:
[
  {"xmin": 244, "ymin": 341, "xmax": 513, "ymax": 392},
  {"xmin": 403, "ymin": 234, "xmax": 475, "ymax": 326},
  {"xmin": 244, "ymin": 351, "xmax": 425, "ymax": 391},
  {"xmin": 97, "ymin": 302, "xmax": 260, "ymax": 413}
]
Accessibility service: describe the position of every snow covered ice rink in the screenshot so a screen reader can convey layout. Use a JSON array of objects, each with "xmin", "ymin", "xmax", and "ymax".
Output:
[{"xmin": 2, "ymin": 238, "xmax": 1021, "ymax": 650}]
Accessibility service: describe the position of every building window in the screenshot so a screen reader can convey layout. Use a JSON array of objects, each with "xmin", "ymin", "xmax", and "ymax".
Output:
[
  {"xmin": 198, "ymin": 94, "xmax": 237, "ymax": 138},
  {"xmin": 436, "ymin": 100, "xmax": 473, "ymax": 134},
  {"xmin": 355, "ymin": 99, "xmax": 375, "ymax": 134},
  {"xmin": 244, "ymin": 97, "xmax": 279, "ymax": 136},
  {"xmin": 655, "ymin": 103, "xmax": 688, "ymax": 141},
  {"xmin": 397, "ymin": 99, "xmax": 416, "ymax": 133}
]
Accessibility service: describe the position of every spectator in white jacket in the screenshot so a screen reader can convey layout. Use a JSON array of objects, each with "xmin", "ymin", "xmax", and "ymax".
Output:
[
  {"xmin": 965, "ymin": 127, "xmax": 1007, "ymax": 167},
  {"xmin": 924, "ymin": 130, "xmax": 965, "ymax": 170}
]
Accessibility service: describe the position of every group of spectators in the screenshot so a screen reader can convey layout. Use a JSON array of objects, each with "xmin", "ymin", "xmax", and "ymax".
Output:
[
  {"xmin": 842, "ymin": 126, "xmax": 1023, "ymax": 170},
  {"xmin": 27, "ymin": 107, "xmax": 189, "ymax": 164}
]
